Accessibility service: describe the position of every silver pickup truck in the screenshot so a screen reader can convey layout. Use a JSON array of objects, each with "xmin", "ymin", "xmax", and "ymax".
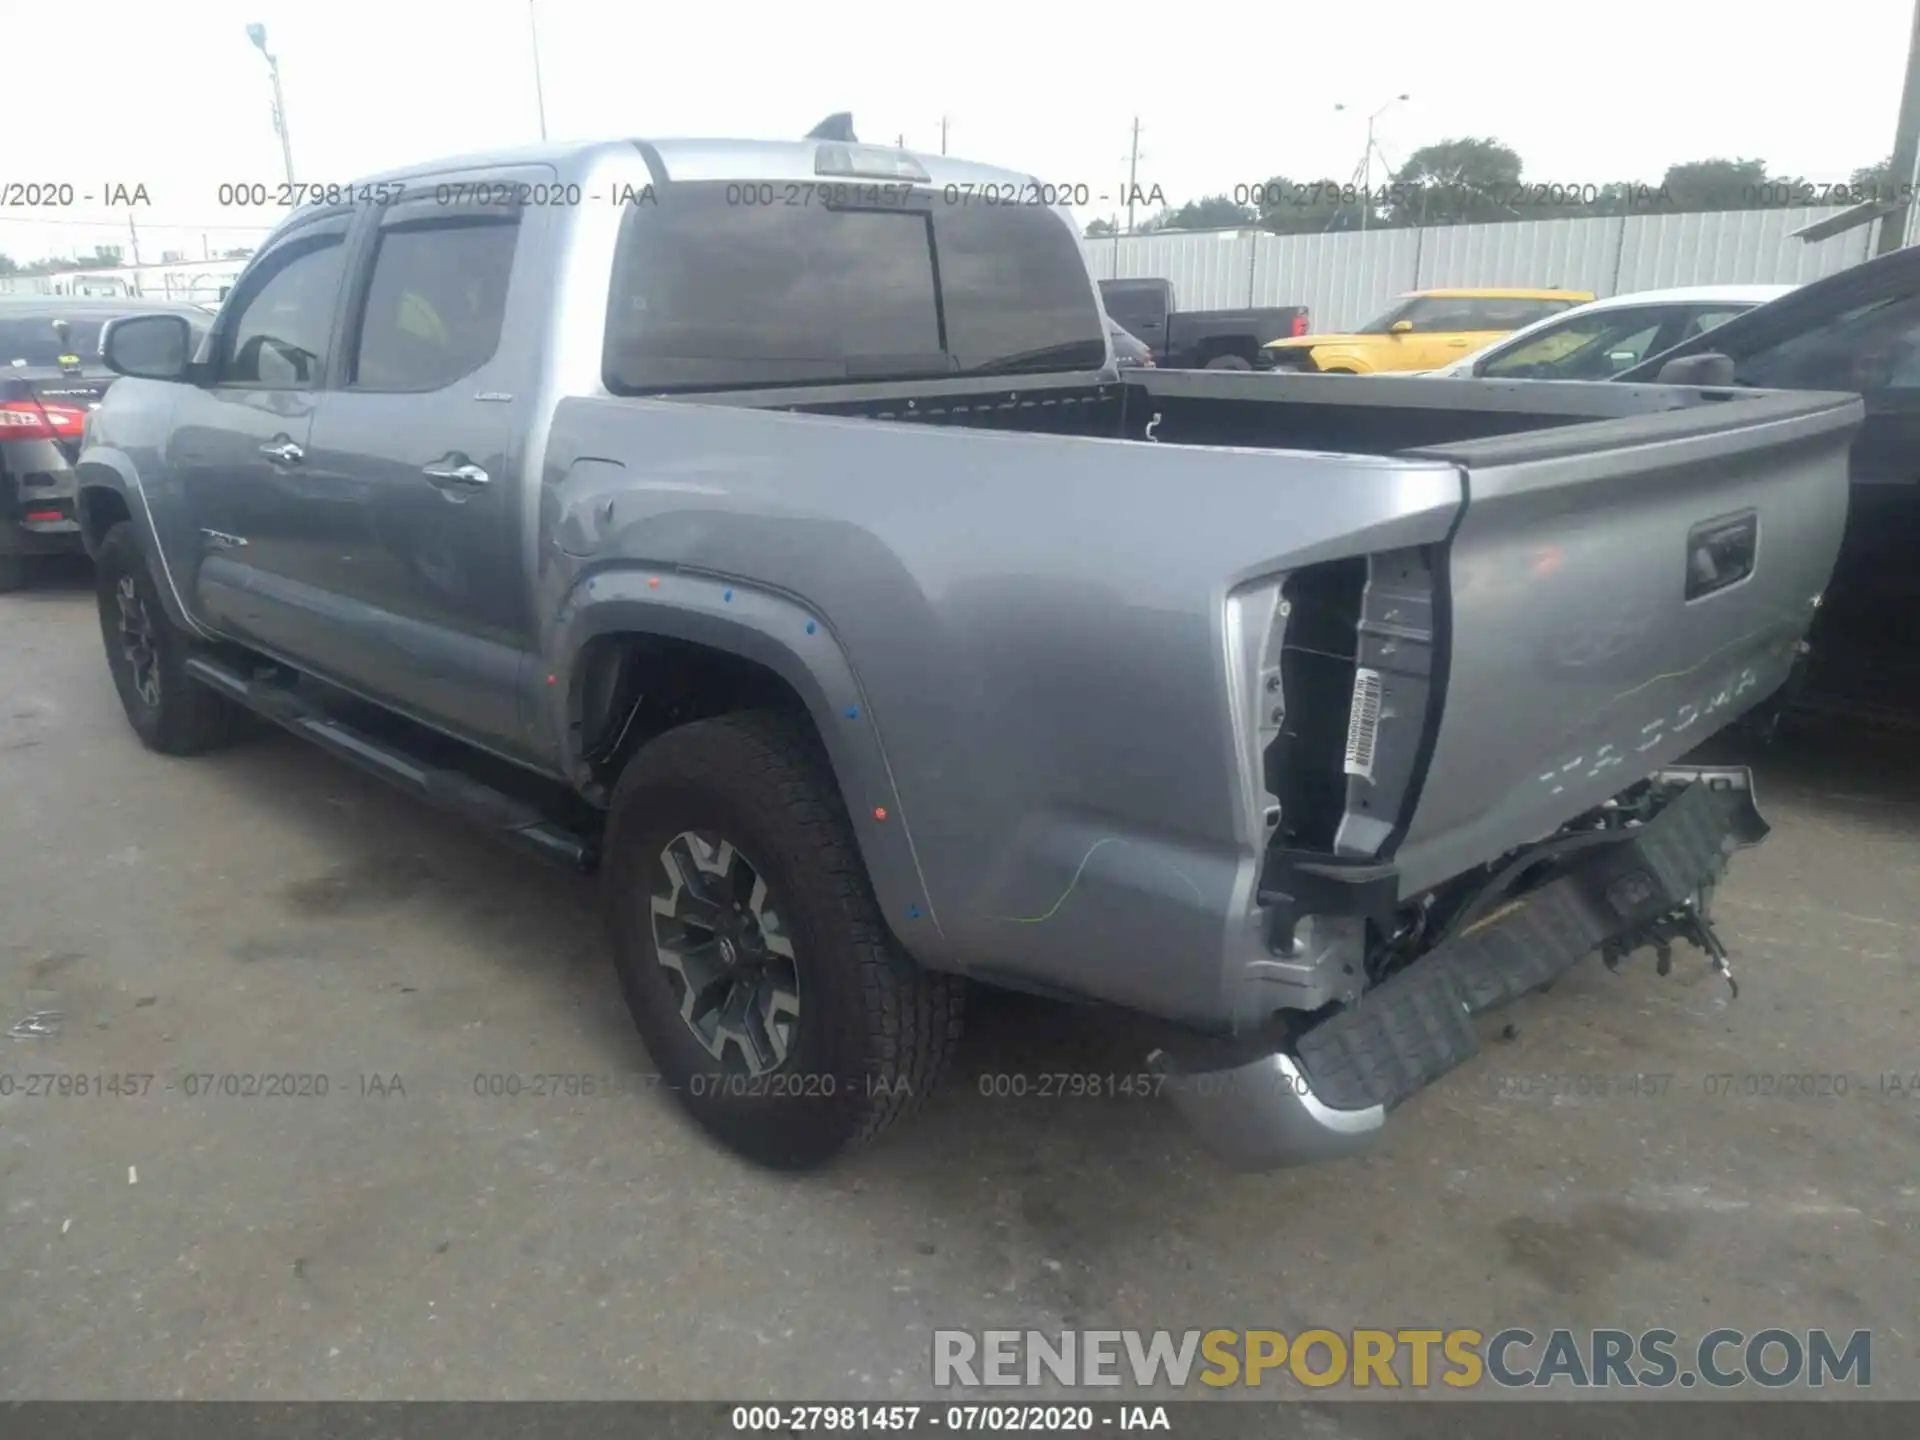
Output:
[{"xmin": 75, "ymin": 132, "xmax": 1858, "ymax": 1171}]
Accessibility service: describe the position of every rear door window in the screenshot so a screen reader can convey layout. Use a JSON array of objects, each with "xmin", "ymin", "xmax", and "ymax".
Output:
[
  {"xmin": 350, "ymin": 213, "xmax": 521, "ymax": 392},
  {"xmin": 1450, "ymin": 298, "xmax": 1577, "ymax": 331},
  {"xmin": 1101, "ymin": 283, "xmax": 1167, "ymax": 334},
  {"xmin": 1397, "ymin": 297, "xmax": 1569, "ymax": 332}
]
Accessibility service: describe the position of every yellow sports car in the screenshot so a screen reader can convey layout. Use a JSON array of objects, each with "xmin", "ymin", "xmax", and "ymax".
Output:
[{"xmin": 1258, "ymin": 288, "xmax": 1594, "ymax": 374}]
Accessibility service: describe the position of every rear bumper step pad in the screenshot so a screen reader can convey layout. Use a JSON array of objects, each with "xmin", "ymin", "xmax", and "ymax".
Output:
[
  {"xmin": 1295, "ymin": 770, "xmax": 1766, "ymax": 1112},
  {"xmin": 1155, "ymin": 769, "xmax": 1766, "ymax": 1168}
]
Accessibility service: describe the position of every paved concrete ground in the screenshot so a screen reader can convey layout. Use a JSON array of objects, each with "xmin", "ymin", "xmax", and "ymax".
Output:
[{"xmin": 2, "ymin": 561, "xmax": 1917, "ymax": 1402}]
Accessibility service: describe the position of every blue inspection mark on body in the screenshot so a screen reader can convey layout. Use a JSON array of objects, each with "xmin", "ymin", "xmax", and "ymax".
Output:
[
  {"xmin": 906, "ymin": 905, "xmax": 922, "ymax": 920},
  {"xmin": 723, "ymin": 588, "xmax": 733, "ymax": 603},
  {"xmin": 805, "ymin": 619, "xmax": 817, "ymax": 635},
  {"xmin": 844, "ymin": 705, "xmax": 860, "ymax": 720}
]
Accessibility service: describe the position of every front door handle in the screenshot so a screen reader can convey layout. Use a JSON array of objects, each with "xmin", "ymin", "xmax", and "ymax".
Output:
[
  {"xmin": 259, "ymin": 438, "xmax": 304, "ymax": 464},
  {"xmin": 422, "ymin": 458, "xmax": 490, "ymax": 490}
]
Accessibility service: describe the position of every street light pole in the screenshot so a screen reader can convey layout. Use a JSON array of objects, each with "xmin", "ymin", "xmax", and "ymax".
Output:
[
  {"xmin": 246, "ymin": 24, "xmax": 296, "ymax": 187},
  {"xmin": 1335, "ymin": 93, "xmax": 1409, "ymax": 232},
  {"xmin": 528, "ymin": 0, "xmax": 549, "ymax": 141}
]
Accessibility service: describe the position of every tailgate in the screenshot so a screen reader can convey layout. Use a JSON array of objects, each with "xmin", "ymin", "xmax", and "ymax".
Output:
[{"xmin": 1389, "ymin": 389, "xmax": 1861, "ymax": 896}]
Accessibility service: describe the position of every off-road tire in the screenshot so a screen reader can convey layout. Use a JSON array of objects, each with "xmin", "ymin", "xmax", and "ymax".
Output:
[
  {"xmin": 1204, "ymin": 353, "xmax": 1252, "ymax": 370},
  {"xmin": 603, "ymin": 709, "xmax": 964, "ymax": 1169},
  {"xmin": 94, "ymin": 520, "xmax": 245, "ymax": 755}
]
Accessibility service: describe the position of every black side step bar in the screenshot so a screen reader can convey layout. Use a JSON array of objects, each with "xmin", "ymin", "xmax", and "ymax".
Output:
[{"xmin": 183, "ymin": 656, "xmax": 596, "ymax": 872}]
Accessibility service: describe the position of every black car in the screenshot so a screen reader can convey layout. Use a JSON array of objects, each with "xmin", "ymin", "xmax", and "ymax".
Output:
[
  {"xmin": 1109, "ymin": 318, "xmax": 1154, "ymax": 368},
  {"xmin": 1618, "ymin": 247, "xmax": 1920, "ymax": 723},
  {"xmin": 1, "ymin": 298, "xmax": 214, "ymax": 590}
]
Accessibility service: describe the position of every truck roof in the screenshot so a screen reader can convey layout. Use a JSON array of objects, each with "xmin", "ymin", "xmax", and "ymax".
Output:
[{"xmin": 349, "ymin": 137, "xmax": 1037, "ymax": 194}]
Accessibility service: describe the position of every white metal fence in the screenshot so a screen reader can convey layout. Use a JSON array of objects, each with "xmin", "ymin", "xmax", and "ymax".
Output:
[{"xmin": 1083, "ymin": 206, "xmax": 1884, "ymax": 331}]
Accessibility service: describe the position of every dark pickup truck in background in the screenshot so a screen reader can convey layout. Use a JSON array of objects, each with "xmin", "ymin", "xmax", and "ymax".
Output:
[
  {"xmin": 78, "ymin": 133, "xmax": 1855, "ymax": 1174},
  {"xmin": 1098, "ymin": 276, "xmax": 1309, "ymax": 369}
]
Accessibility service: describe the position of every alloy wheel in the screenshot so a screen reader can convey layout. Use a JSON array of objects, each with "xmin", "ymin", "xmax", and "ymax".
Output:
[
  {"xmin": 114, "ymin": 574, "xmax": 161, "ymax": 709},
  {"xmin": 649, "ymin": 831, "xmax": 801, "ymax": 1076}
]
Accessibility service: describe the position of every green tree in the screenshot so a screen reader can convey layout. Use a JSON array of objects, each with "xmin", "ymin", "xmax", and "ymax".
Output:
[
  {"xmin": 1659, "ymin": 157, "xmax": 1768, "ymax": 211},
  {"xmin": 1083, "ymin": 218, "xmax": 1116, "ymax": 238},
  {"xmin": 1386, "ymin": 138, "xmax": 1525, "ymax": 226},
  {"xmin": 1851, "ymin": 155, "xmax": 1892, "ymax": 191},
  {"xmin": 1138, "ymin": 194, "xmax": 1256, "ymax": 232},
  {"xmin": 1252, "ymin": 176, "xmax": 1371, "ymax": 233}
]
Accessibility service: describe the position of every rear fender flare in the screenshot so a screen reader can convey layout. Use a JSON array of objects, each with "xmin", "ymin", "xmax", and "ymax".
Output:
[{"xmin": 548, "ymin": 567, "xmax": 941, "ymax": 938}]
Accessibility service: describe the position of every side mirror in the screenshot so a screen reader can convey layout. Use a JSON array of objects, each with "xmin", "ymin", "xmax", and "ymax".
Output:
[
  {"xmin": 101, "ymin": 313, "xmax": 193, "ymax": 381},
  {"xmin": 1389, "ymin": 320, "xmax": 1414, "ymax": 335},
  {"xmin": 1651, "ymin": 352, "xmax": 1735, "ymax": 387}
]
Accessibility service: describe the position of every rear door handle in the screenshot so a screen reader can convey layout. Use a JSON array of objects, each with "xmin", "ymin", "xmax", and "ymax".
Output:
[
  {"xmin": 259, "ymin": 439, "xmax": 304, "ymax": 464},
  {"xmin": 422, "ymin": 458, "xmax": 490, "ymax": 490}
]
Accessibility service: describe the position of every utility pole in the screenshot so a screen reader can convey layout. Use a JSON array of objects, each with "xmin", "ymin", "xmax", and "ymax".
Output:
[
  {"xmin": 127, "ymin": 212, "xmax": 143, "ymax": 295},
  {"xmin": 1125, "ymin": 116, "xmax": 1144, "ymax": 233},
  {"xmin": 528, "ymin": 0, "xmax": 549, "ymax": 141},
  {"xmin": 1361, "ymin": 113, "xmax": 1377, "ymax": 232},
  {"xmin": 246, "ymin": 25, "xmax": 296, "ymax": 186},
  {"xmin": 1337, "ymin": 94, "xmax": 1408, "ymax": 234},
  {"xmin": 1879, "ymin": 0, "xmax": 1920, "ymax": 254},
  {"xmin": 940, "ymin": 115, "xmax": 950, "ymax": 155}
]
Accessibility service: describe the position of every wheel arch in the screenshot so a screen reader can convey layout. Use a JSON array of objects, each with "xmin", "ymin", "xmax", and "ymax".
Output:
[
  {"xmin": 550, "ymin": 568, "xmax": 943, "ymax": 940},
  {"xmin": 74, "ymin": 451, "xmax": 211, "ymax": 638}
]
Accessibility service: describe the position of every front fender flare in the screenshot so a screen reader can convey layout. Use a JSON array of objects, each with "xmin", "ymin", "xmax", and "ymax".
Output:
[
  {"xmin": 73, "ymin": 449, "xmax": 214, "ymax": 640},
  {"xmin": 547, "ymin": 566, "xmax": 943, "ymax": 941}
]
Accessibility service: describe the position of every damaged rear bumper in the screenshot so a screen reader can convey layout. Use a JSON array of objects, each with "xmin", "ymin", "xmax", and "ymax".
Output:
[{"xmin": 1152, "ymin": 767, "xmax": 1769, "ymax": 1170}]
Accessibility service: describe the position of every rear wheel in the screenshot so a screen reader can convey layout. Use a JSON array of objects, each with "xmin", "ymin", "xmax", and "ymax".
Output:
[
  {"xmin": 1204, "ymin": 354, "xmax": 1252, "ymax": 370},
  {"xmin": 603, "ymin": 710, "xmax": 964, "ymax": 1169},
  {"xmin": 94, "ymin": 521, "xmax": 245, "ymax": 755}
]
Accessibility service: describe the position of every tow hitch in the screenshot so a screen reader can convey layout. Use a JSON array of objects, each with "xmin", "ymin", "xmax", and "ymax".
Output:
[
  {"xmin": 1602, "ymin": 886, "xmax": 1740, "ymax": 999},
  {"xmin": 1598, "ymin": 766, "xmax": 1767, "ymax": 1002}
]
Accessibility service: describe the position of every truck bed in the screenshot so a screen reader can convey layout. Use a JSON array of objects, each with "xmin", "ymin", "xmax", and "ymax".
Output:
[{"xmin": 545, "ymin": 368, "xmax": 1857, "ymax": 1022}]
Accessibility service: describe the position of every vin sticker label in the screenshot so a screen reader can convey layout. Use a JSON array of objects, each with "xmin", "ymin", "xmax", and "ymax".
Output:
[{"xmin": 1344, "ymin": 666, "xmax": 1384, "ymax": 780}]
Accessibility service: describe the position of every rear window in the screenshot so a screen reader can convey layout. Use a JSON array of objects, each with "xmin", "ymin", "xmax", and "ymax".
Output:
[
  {"xmin": 1100, "ymin": 281, "xmax": 1168, "ymax": 331},
  {"xmin": 604, "ymin": 185, "xmax": 1106, "ymax": 392},
  {"xmin": 1, "ymin": 317, "xmax": 104, "ymax": 368}
]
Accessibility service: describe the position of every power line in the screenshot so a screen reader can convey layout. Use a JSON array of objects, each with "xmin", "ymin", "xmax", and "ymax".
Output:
[{"xmin": 0, "ymin": 216, "xmax": 273, "ymax": 231}]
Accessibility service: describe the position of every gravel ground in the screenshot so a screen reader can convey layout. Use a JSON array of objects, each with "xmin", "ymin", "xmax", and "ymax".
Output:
[{"xmin": 2, "ymin": 560, "xmax": 1916, "ymax": 1403}]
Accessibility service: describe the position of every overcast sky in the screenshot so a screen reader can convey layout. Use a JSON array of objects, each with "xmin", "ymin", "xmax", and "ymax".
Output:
[{"xmin": 4, "ymin": 0, "xmax": 1914, "ymax": 265}]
